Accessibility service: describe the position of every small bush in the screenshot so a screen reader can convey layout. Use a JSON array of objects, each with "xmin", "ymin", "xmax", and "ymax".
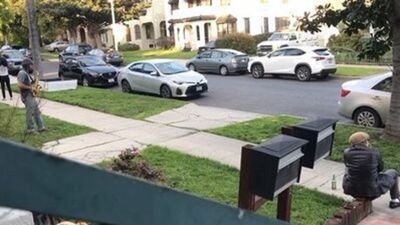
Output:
[
  {"xmin": 327, "ymin": 33, "xmax": 365, "ymax": 52},
  {"xmin": 156, "ymin": 36, "xmax": 175, "ymax": 49},
  {"xmin": 118, "ymin": 43, "xmax": 140, "ymax": 51},
  {"xmin": 108, "ymin": 148, "xmax": 166, "ymax": 183},
  {"xmin": 215, "ymin": 33, "xmax": 256, "ymax": 54},
  {"xmin": 252, "ymin": 33, "xmax": 272, "ymax": 45}
]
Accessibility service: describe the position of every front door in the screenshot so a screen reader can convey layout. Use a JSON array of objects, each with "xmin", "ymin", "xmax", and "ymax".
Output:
[
  {"xmin": 140, "ymin": 63, "xmax": 161, "ymax": 94},
  {"xmin": 263, "ymin": 49, "xmax": 286, "ymax": 73}
]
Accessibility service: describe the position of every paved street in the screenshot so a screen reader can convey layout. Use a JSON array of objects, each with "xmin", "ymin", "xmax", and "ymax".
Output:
[{"xmin": 42, "ymin": 61, "xmax": 350, "ymax": 121}]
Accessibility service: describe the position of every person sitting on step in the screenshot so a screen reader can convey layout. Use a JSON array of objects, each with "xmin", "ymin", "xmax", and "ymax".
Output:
[{"xmin": 343, "ymin": 132, "xmax": 400, "ymax": 209}]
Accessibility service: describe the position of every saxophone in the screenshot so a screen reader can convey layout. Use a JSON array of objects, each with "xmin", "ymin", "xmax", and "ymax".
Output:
[{"xmin": 32, "ymin": 71, "xmax": 42, "ymax": 97}]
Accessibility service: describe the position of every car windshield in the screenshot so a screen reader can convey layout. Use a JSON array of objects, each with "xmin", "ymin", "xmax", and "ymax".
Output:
[
  {"xmin": 155, "ymin": 62, "xmax": 189, "ymax": 75},
  {"xmin": 3, "ymin": 50, "xmax": 23, "ymax": 58},
  {"xmin": 268, "ymin": 33, "xmax": 290, "ymax": 41},
  {"xmin": 79, "ymin": 57, "xmax": 106, "ymax": 66}
]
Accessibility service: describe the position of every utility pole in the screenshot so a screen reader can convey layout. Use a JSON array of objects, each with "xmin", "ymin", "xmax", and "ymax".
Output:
[
  {"xmin": 25, "ymin": 0, "xmax": 43, "ymax": 78},
  {"xmin": 108, "ymin": 0, "xmax": 118, "ymax": 51}
]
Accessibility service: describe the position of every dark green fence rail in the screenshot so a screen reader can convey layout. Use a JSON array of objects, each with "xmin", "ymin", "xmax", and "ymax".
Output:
[{"xmin": 0, "ymin": 138, "xmax": 288, "ymax": 225}]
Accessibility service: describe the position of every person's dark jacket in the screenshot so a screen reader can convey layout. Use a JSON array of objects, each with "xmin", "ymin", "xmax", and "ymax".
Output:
[
  {"xmin": 0, "ymin": 56, "xmax": 7, "ymax": 67},
  {"xmin": 343, "ymin": 144, "xmax": 393, "ymax": 198}
]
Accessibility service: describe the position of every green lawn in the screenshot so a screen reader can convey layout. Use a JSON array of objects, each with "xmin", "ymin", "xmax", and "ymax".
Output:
[
  {"xmin": 122, "ymin": 49, "xmax": 196, "ymax": 64},
  {"xmin": 38, "ymin": 87, "xmax": 186, "ymax": 120},
  {"xmin": 118, "ymin": 146, "xmax": 343, "ymax": 225},
  {"xmin": 41, "ymin": 52, "xmax": 59, "ymax": 60},
  {"xmin": 0, "ymin": 103, "xmax": 93, "ymax": 148},
  {"xmin": 208, "ymin": 116, "xmax": 400, "ymax": 172},
  {"xmin": 336, "ymin": 66, "xmax": 388, "ymax": 77}
]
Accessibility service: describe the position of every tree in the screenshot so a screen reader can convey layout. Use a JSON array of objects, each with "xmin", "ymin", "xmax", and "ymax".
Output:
[
  {"xmin": 25, "ymin": 0, "xmax": 43, "ymax": 77},
  {"xmin": 38, "ymin": 0, "xmax": 150, "ymax": 47},
  {"xmin": 0, "ymin": 0, "xmax": 12, "ymax": 44},
  {"xmin": 299, "ymin": 0, "xmax": 400, "ymax": 142}
]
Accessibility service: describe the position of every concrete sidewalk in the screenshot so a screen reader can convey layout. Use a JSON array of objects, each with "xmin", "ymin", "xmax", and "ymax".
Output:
[{"xmin": 2, "ymin": 93, "xmax": 399, "ymax": 224}]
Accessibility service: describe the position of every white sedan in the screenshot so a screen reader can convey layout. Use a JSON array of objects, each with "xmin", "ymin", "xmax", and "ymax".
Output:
[
  {"xmin": 118, "ymin": 59, "xmax": 208, "ymax": 98},
  {"xmin": 338, "ymin": 73, "xmax": 391, "ymax": 127},
  {"xmin": 248, "ymin": 46, "xmax": 337, "ymax": 81}
]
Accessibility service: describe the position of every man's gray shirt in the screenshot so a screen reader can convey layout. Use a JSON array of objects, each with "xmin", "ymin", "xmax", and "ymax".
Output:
[{"xmin": 17, "ymin": 69, "xmax": 33, "ymax": 102}]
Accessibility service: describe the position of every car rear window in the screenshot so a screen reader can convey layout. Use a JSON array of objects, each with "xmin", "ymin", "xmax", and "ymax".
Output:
[{"xmin": 313, "ymin": 48, "xmax": 330, "ymax": 56}]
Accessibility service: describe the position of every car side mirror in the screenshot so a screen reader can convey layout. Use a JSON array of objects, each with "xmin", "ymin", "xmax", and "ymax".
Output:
[
  {"xmin": 3, "ymin": 55, "xmax": 9, "ymax": 59},
  {"xmin": 150, "ymin": 71, "xmax": 159, "ymax": 76},
  {"xmin": 267, "ymin": 54, "xmax": 271, "ymax": 58},
  {"xmin": 196, "ymin": 55, "xmax": 201, "ymax": 59}
]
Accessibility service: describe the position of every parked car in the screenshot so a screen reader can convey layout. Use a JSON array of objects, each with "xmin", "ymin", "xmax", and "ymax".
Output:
[
  {"xmin": 197, "ymin": 41, "xmax": 216, "ymax": 54},
  {"xmin": 338, "ymin": 73, "xmax": 391, "ymax": 127},
  {"xmin": 257, "ymin": 31, "xmax": 321, "ymax": 56},
  {"xmin": 248, "ymin": 46, "xmax": 336, "ymax": 81},
  {"xmin": 59, "ymin": 44, "xmax": 92, "ymax": 61},
  {"xmin": 0, "ymin": 45, "xmax": 12, "ymax": 51},
  {"xmin": 45, "ymin": 41, "xmax": 69, "ymax": 52},
  {"xmin": 58, "ymin": 56, "xmax": 118, "ymax": 87},
  {"xmin": 1, "ymin": 49, "xmax": 25, "ymax": 75},
  {"xmin": 118, "ymin": 59, "xmax": 208, "ymax": 98},
  {"xmin": 187, "ymin": 49, "xmax": 249, "ymax": 76},
  {"xmin": 88, "ymin": 49, "xmax": 124, "ymax": 66},
  {"xmin": 19, "ymin": 48, "xmax": 32, "ymax": 60}
]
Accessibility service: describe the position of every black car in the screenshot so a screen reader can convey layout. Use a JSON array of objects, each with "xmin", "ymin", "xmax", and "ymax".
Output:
[
  {"xmin": 59, "ymin": 56, "xmax": 118, "ymax": 87},
  {"xmin": 59, "ymin": 44, "xmax": 92, "ymax": 61},
  {"xmin": 197, "ymin": 41, "xmax": 216, "ymax": 54},
  {"xmin": 88, "ymin": 49, "xmax": 124, "ymax": 66},
  {"xmin": 1, "ymin": 49, "xmax": 25, "ymax": 75}
]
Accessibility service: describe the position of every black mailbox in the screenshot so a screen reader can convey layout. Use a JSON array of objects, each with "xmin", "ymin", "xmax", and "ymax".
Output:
[
  {"xmin": 291, "ymin": 118, "xmax": 338, "ymax": 169},
  {"xmin": 250, "ymin": 135, "xmax": 308, "ymax": 200}
]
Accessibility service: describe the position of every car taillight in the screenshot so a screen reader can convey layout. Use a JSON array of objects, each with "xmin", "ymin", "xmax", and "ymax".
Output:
[
  {"xmin": 313, "ymin": 56, "xmax": 326, "ymax": 61},
  {"xmin": 340, "ymin": 89, "xmax": 351, "ymax": 97}
]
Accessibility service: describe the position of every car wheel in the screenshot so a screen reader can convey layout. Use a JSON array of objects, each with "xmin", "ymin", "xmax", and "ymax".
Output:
[
  {"xmin": 251, "ymin": 64, "xmax": 264, "ymax": 79},
  {"xmin": 188, "ymin": 64, "xmax": 196, "ymax": 71},
  {"xmin": 219, "ymin": 66, "xmax": 229, "ymax": 76},
  {"xmin": 160, "ymin": 85, "xmax": 172, "ymax": 98},
  {"xmin": 121, "ymin": 80, "xmax": 132, "ymax": 93},
  {"xmin": 354, "ymin": 108, "xmax": 382, "ymax": 128},
  {"xmin": 82, "ymin": 77, "xmax": 90, "ymax": 87},
  {"xmin": 296, "ymin": 66, "xmax": 312, "ymax": 81}
]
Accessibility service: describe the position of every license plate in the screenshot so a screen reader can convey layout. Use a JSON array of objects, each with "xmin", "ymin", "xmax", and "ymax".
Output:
[
  {"xmin": 328, "ymin": 59, "xmax": 333, "ymax": 63},
  {"xmin": 196, "ymin": 86, "xmax": 202, "ymax": 91},
  {"xmin": 108, "ymin": 78, "xmax": 114, "ymax": 83}
]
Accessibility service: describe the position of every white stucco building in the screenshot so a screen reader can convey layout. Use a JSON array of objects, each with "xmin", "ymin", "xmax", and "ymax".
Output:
[
  {"xmin": 100, "ymin": 0, "xmax": 167, "ymax": 50},
  {"xmin": 166, "ymin": 0, "xmax": 341, "ymax": 50},
  {"xmin": 96, "ymin": 0, "xmax": 341, "ymax": 50}
]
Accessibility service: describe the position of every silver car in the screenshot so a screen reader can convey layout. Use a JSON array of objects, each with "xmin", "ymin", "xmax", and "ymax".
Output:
[
  {"xmin": 118, "ymin": 59, "xmax": 208, "ymax": 98},
  {"xmin": 338, "ymin": 73, "xmax": 391, "ymax": 127},
  {"xmin": 186, "ymin": 49, "xmax": 249, "ymax": 76}
]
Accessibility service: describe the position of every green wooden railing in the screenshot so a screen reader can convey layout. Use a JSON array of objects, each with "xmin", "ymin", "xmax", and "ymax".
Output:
[{"xmin": 0, "ymin": 138, "xmax": 288, "ymax": 225}]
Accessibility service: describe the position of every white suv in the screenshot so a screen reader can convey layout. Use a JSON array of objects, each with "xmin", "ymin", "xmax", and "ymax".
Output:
[{"xmin": 248, "ymin": 46, "xmax": 337, "ymax": 81}]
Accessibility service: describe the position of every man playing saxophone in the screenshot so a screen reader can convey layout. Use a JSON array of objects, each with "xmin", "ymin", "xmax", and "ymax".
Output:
[{"xmin": 17, "ymin": 59, "xmax": 47, "ymax": 134}]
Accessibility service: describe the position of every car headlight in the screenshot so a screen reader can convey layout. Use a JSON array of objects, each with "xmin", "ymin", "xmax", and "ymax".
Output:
[
  {"xmin": 88, "ymin": 71, "xmax": 99, "ymax": 77},
  {"xmin": 173, "ymin": 80, "xmax": 184, "ymax": 85}
]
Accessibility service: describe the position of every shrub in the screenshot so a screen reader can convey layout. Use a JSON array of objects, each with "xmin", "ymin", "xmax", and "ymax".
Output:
[
  {"xmin": 252, "ymin": 33, "xmax": 272, "ymax": 45},
  {"xmin": 327, "ymin": 33, "xmax": 365, "ymax": 52},
  {"xmin": 118, "ymin": 42, "xmax": 140, "ymax": 51},
  {"xmin": 215, "ymin": 33, "xmax": 256, "ymax": 54},
  {"xmin": 108, "ymin": 148, "xmax": 166, "ymax": 183},
  {"xmin": 156, "ymin": 36, "xmax": 175, "ymax": 49}
]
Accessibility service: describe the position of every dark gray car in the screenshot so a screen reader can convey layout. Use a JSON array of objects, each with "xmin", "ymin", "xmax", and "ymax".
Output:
[{"xmin": 186, "ymin": 49, "xmax": 249, "ymax": 76}]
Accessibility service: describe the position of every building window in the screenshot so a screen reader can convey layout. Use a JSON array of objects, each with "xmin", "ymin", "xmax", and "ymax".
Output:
[
  {"xmin": 275, "ymin": 17, "xmax": 290, "ymax": 31},
  {"xmin": 217, "ymin": 22, "xmax": 236, "ymax": 38},
  {"xmin": 134, "ymin": 25, "xmax": 141, "ymax": 40},
  {"xmin": 260, "ymin": 0, "xmax": 268, "ymax": 3},
  {"xmin": 281, "ymin": 0, "xmax": 288, "ymax": 4},
  {"xmin": 244, "ymin": 18, "xmax": 250, "ymax": 34},
  {"xmin": 177, "ymin": 28, "xmax": 180, "ymax": 41},
  {"xmin": 160, "ymin": 21, "xmax": 167, "ymax": 37},
  {"xmin": 126, "ymin": 26, "xmax": 132, "ymax": 42},
  {"xmin": 202, "ymin": 0, "xmax": 212, "ymax": 6},
  {"xmin": 144, "ymin": 23, "xmax": 155, "ymax": 39},
  {"xmin": 220, "ymin": 0, "xmax": 230, "ymax": 6},
  {"xmin": 196, "ymin": 26, "xmax": 200, "ymax": 41},
  {"xmin": 263, "ymin": 17, "xmax": 269, "ymax": 33}
]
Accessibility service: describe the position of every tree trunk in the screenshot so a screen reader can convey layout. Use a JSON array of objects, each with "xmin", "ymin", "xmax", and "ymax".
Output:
[
  {"xmin": 87, "ymin": 24, "xmax": 103, "ymax": 48},
  {"xmin": 384, "ymin": 0, "xmax": 400, "ymax": 143},
  {"xmin": 25, "ymin": 0, "xmax": 43, "ymax": 78}
]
